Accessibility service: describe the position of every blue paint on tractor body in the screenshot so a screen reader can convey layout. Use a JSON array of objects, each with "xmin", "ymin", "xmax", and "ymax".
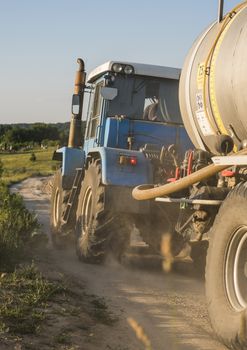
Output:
[
  {"xmin": 56, "ymin": 72, "xmax": 193, "ymax": 213},
  {"xmin": 87, "ymin": 146, "xmax": 152, "ymax": 186},
  {"xmin": 56, "ymin": 146, "xmax": 85, "ymax": 180}
]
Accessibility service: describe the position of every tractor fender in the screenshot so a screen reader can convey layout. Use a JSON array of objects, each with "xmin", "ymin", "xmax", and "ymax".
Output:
[
  {"xmin": 53, "ymin": 147, "xmax": 85, "ymax": 190},
  {"xmin": 87, "ymin": 147, "xmax": 152, "ymax": 186}
]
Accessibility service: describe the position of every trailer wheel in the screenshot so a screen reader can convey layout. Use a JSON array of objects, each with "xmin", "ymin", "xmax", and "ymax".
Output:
[
  {"xmin": 206, "ymin": 182, "xmax": 247, "ymax": 349},
  {"xmin": 75, "ymin": 159, "xmax": 130, "ymax": 263},
  {"xmin": 50, "ymin": 169, "xmax": 69, "ymax": 248}
]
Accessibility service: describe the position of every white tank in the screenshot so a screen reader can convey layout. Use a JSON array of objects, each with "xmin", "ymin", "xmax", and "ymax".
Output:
[{"xmin": 179, "ymin": 2, "xmax": 247, "ymax": 154}]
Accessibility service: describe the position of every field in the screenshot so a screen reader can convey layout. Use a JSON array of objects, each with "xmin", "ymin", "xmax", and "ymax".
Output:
[{"xmin": 0, "ymin": 148, "xmax": 59, "ymax": 184}]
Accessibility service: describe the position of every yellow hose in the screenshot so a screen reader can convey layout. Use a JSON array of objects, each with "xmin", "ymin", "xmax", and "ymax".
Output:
[{"xmin": 132, "ymin": 148, "xmax": 247, "ymax": 201}]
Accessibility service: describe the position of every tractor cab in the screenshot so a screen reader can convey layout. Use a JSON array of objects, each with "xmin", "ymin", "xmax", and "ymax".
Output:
[{"xmin": 81, "ymin": 61, "xmax": 191, "ymax": 155}]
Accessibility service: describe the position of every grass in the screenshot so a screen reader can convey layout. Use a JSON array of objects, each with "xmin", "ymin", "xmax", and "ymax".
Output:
[
  {"xmin": 54, "ymin": 330, "xmax": 72, "ymax": 345},
  {"xmin": 90, "ymin": 296, "xmax": 118, "ymax": 325},
  {"xmin": 0, "ymin": 147, "xmax": 59, "ymax": 184},
  {"xmin": 0, "ymin": 182, "xmax": 39, "ymax": 270},
  {"xmin": 0, "ymin": 263, "xmax": 66, "ymax": 335}
]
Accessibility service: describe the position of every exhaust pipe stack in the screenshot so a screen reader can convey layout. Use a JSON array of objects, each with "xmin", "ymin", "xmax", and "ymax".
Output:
[
  {"xmin": 218, "ymin": 0, "xmax": 224, "ymax": 22},
  {"xmin": 68, "ymin": 58, "xmax": 86, "ymax": 148}
]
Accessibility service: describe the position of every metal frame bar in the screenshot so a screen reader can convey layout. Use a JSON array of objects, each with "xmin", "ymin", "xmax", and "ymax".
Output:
[{"xmin": 155, "ymin": 197, "xmax": 223, "ymax": 206}]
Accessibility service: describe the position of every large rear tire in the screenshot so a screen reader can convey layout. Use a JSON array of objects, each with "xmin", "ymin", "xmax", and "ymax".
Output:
[
  {"xmin": 50, "ymin": 170, "xmax": 69, "ymax": 248},
  {"xmin": 206, "ymin": 182, "xmax": 247, "ymax": 349},
  {"xmin": 75, "ymin": 159, "xmax": 130, "ymax": 263}
]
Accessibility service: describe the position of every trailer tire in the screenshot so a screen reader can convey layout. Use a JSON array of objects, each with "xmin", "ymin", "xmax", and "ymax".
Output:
[
  {"xmin": 206, "ymin": 182, "xmax": 247, "ymax": 349},
  {"xmin": 50, "ymin": 169, "xmax": 70, "ymax": 248},
  {"xmin": 75, "ymin": 159, "xmax": 130, "ymax": 263}
]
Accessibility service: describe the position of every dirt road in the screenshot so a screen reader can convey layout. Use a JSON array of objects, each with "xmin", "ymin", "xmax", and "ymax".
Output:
[{"xmin": 12, "ymin": 177, "xmax": 227, "ymax": 350}]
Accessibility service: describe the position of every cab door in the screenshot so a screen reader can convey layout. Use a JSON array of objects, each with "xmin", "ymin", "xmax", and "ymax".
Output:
[{"xmin": 84, "ymin": 81, "xmax": 104, "ymax": 153}]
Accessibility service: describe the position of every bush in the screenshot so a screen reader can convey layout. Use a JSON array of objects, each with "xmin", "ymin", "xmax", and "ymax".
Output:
[
  {"xmin": 0, "ymin": 183, "xmax": 38, "ymax": 268},
  {"xmin": 0, "ymin": 160, "xmax": 3, "ymax": 178},
  {"xmin": 30, "ymin": 152, "xmax": 36, "ymax": 162}
]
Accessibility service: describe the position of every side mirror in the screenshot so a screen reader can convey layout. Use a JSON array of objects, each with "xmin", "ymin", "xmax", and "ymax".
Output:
[
  {"xmin": 100, "ymin": 87, "xmax": 118, "ymax": 100},
  {"xmin": 71, "ymin": 94, "xmax": 81, "ymax": 115}
]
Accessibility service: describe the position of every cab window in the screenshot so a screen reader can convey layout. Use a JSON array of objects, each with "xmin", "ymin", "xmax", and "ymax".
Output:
[{"xmin": 87, "ymin": 81, "xmax": 103, "ymax": 138}]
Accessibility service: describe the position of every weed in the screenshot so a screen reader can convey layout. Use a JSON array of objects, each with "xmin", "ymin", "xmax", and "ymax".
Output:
[
  {"xmin": 0, "ymin": 183, "xmax": 38, "ymax": 269},
  {"xmin": 90, "ymin": 297, "xmax": 118, "ymax": 326},
  {"xmin": 29, "ymin": 153, "xmax": 36, "ymax": 162},
  {"xmin": 0, "ymin": 263, "xmax": 66, "ymax": 334},
  {"xmin": 54, "ymin": 330, "xmax": 72, "ymax": 344}
]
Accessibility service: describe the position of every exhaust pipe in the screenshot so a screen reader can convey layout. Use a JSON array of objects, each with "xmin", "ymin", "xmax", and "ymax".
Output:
[
  {"xmin": 68, "ymin": 58, "xmax": 86, "ymax": 148},
  {"xmin": 218, "ymin": 0, "xmax": 224, "ymax": 22},
  {"xmin": 132, "ymin": 147, "xmax": 247, "ymax": 201}
]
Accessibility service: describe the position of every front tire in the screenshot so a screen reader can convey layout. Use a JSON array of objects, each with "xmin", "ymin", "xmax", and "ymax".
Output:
[{"xmin": 206, "ymin": 182, "xmax": 247, "ymax": 349}]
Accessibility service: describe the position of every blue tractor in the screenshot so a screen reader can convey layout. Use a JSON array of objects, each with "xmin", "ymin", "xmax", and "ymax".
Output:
[{"xmin": 50, "ymin": 58, "xmax": 192, "ymax": 262}]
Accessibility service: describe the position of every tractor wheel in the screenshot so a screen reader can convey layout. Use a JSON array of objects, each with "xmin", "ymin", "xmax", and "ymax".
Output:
[
  {"xmin": 75, "ymin": 159, "xmax": 130, "ymax": 263},
  {"xmin": 108, "ymin": 216, "xmax": 132, "ymax": 261},
  {"xmin": 50, "ymin": 169, "xmax": 70, "ymax": 248},
  {"xmin": 206, "ymin": 182, "xmax": 247, "ymax": 349}
]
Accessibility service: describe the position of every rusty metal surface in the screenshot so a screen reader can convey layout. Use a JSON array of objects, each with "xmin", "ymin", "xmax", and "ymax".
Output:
[{"xmin": 68, "ymin": 58, "xmax": 86, "ymax": 148}]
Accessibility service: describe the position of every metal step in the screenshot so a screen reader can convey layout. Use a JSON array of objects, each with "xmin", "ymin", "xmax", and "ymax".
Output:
[{"xmin": 62, "ymin": 168, "xmax": 83, "ymax": 224}]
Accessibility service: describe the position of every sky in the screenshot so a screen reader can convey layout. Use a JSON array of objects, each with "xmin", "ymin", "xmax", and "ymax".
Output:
[{"xmin": 0, "ymin": 0, "xmax": 240, "ymax": 124}]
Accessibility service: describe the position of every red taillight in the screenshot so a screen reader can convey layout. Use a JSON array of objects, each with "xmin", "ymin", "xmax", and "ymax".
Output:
[{"xmin": 130, "ymin": 157, "xmax": 137, "ymax": 166}]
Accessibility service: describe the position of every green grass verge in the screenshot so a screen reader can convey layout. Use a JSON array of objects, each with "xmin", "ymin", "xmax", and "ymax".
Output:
[
  {"xmin": 0, "ymin": 147, "xmax": 59, "ymax": 185},
  {"xmin": 0, "ymin": 263, "xmax": 66, "ymax": 334},
  {"xmin": 0, "ymin": 182, "xmax": 39, "ymax": 269}
]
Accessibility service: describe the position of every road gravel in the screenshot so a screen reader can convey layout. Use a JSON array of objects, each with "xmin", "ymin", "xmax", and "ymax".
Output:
[{"xmin": 12, "ymin": 177, "xmax": 227, "ymax": 350}]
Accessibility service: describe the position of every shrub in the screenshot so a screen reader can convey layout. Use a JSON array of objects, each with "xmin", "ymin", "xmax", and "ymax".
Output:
[
  {"xmin": 0, "ymin": 183, "xmax": 38, "ymax": 268},
  {"xmin": 0, "ymin": 160, "xmax": 3, "ymax": 178},
  {"xmin": 30, "ymin": 152, "xmax": 36, "ymax": 162}
]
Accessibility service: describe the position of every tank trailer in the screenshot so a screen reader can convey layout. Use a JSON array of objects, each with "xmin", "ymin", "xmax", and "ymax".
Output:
[{"xmin": 132, "ymin": 1, "xmax": 247, "ymax": 348}]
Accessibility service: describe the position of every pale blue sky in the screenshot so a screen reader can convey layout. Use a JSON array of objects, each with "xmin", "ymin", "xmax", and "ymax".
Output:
[{"xmin": 0, "ymin": 0, "xmax": 240, "ymax": 124}]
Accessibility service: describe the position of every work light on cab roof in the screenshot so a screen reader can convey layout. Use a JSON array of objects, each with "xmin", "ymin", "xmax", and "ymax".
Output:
[{"xmin": 112, "ymin": 62, "xmax": 134, "ymax": 75}]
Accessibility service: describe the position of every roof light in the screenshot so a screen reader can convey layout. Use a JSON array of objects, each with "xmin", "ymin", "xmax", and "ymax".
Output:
[
  {"xmin": 112, "ymin": 63, "xmax": 123, "ymax": 73},
  {"xmin": 124, "ymin": 65, "xmax": 134, "ymax": 74}
]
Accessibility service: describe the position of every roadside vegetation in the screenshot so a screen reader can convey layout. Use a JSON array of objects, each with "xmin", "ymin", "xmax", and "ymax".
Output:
[
  {"xmin": 0, "ymin": 177, "xmax": 38, "ymax": 268},
  {"xmin": 0, "ymin": 125, "xmax": 117, "ymax": 349},
  {"xmin": 0, "ymin": 264, "xmax": 65, "ymax": 335},
  {"xmin": 0, "ymin": 147, "xmax": 58, "ymax": 184},
  {"xmin": 0, "ymin": 140, "xmax": 63, "ymax": 345},
  {"xmin": 0, "ymin": 123, "xmax": 70, "ymax": 151}
]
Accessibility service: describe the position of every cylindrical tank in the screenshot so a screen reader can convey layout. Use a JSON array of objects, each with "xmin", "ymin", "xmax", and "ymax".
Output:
[{"xmin": 179, "ymin": 2, "xmax": 247, "ymax": 154}]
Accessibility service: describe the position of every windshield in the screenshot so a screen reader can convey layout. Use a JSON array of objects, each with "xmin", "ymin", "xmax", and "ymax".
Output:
[{"xmin": 107, "ymin": 75, "xmax": 183, "ymax": 124}]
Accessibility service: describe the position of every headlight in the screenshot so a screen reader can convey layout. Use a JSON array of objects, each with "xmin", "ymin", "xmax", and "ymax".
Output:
[
  {"xmin": 124, "ymin": 65, "xmax": 134, "ymax": 74},
  {"xmin": 112, "ymin": 63, "xmax": 123, "ymax": 73}
]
